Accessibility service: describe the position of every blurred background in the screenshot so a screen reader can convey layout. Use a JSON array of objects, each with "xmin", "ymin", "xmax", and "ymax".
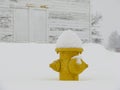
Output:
[{"xmin": 0, "ymin": 0, "xmax": 120, "ymax": 52}]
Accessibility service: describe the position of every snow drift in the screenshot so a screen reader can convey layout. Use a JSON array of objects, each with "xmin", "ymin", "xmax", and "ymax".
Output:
[{"xmin": 0, "ymin": 43, "xmax": 119, "ymax": 90}]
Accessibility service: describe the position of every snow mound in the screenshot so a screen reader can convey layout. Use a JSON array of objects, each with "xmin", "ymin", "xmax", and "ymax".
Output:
[
  {"xmin": 56, "ymin": 30, "xmax": 82, "ymax": 48},
  {"xmin": 82, "ymin": 43, "xmax": 108, "ymax": 54},
  {"xmin": 0, "ymin": 43, "xmax": 119, "ymax": 90},
  {"xmin": 72, "ymin": 55, "xmax": 82, "ymax": 64}
]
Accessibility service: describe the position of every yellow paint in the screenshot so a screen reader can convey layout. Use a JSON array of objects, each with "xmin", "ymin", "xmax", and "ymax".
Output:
[{"xmin": 50, "ymin": 48, "xmax": 88, "ymax": 81}]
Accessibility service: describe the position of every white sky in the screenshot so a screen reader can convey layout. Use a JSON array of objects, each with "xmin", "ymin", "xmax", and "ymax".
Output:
[{"xmin": 91, "ymin": 0, "xmax": 120, "ymax": 44}]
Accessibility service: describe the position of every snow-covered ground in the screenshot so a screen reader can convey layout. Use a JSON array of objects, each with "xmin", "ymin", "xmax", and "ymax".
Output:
[{"xmin": 0, "ymin": 43, "xmax": 119, "ymax": 90}]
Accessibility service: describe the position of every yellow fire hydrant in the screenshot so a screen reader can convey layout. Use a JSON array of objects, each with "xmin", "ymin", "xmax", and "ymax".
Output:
[{"xmin": 50, "ymin": 48, "xmax": 88, "ymax": 80}]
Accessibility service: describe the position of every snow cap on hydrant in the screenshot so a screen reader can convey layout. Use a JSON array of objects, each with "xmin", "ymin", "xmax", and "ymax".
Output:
[
  {"xmin": 50, "ymin": 30, "xmax": 88, "ymax": 81},
  {"xmin": 56, "ymin": 30, "xmax": 83, "ymax": 53},
  {"xmin": 56, "ymin": 30, "xmax": 82, "ymax": 48}
]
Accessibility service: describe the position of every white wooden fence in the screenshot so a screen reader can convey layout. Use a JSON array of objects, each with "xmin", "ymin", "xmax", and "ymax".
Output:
[{"xmin": 0, "ymin": 0, "xmax": 90, "ymax": 43}]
